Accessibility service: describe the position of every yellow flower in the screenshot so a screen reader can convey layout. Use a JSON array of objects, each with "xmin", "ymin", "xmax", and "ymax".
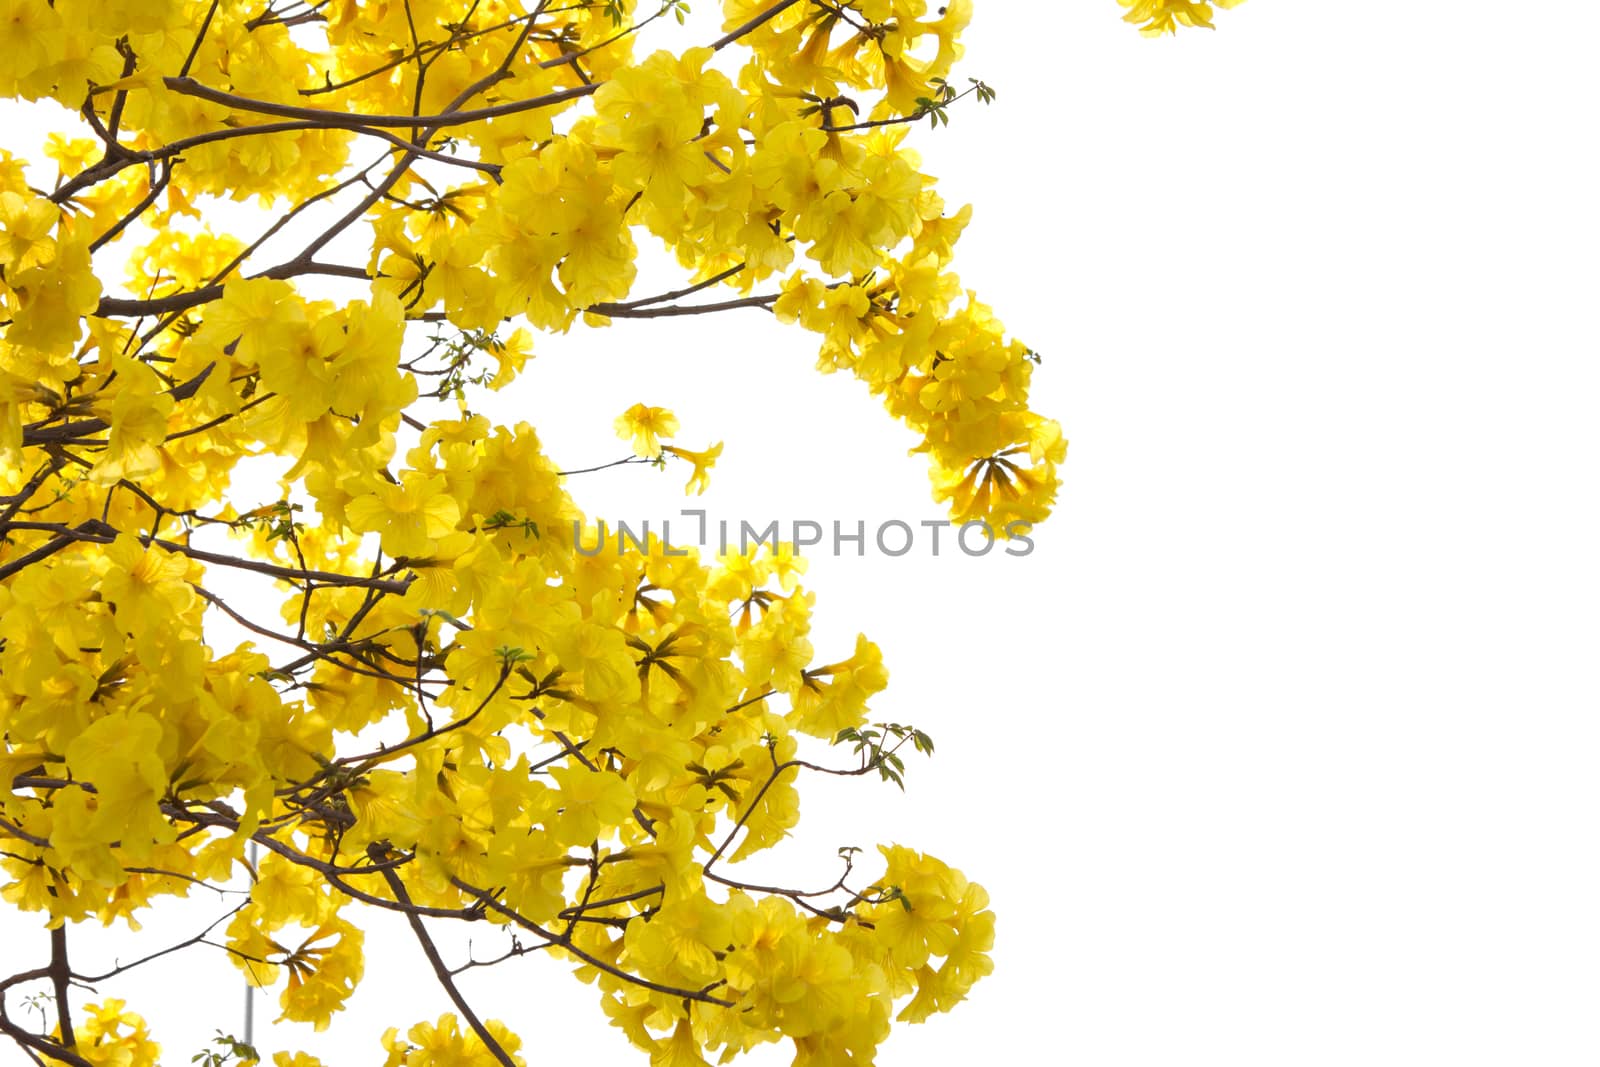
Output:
[
  {"xmin": 71, "ymin": 999, "xmax": 161, "ymax": 1067},
  {"xmin": 91, "ymin": 356, "xmax": 175, "ymax": 485},
  {"xmin": 345, "ymin": 473, "xmax": 462, "ymax": 559},
  {"xmin": 43, "ymin": 133, "xmax": 98, "ymax": 178},
  {"xmin": 789, "ymin": 634, "xmax": 888, "ymax": 738},
  {"xmin": 1119, "ymin": 0, "xmax": 1246, "ymax": 36},
  {"xmin": 546, "ymin": 763, "xmax": 636, "ymax": 845},
  {"xmin": 663, "ymin": 441, "xmax": 723, "ymax": 495},
  {"xmin": 274, "ymin": 1054, "xmax": 326, "ymax": 1067},
  {"xmin": 383, "ymin": 1013, "xmax": 524, "ymax": 1067},
  {"xmin": 650, "ymin": 1020, "xmax": 711, "ymax": 1067},
  {"xmin": 766, "ymin": 541, "xmax": 807, "ymax": 593},
  {"xmin": 488, "ymin": 327, "xmax": 533, "ymax": 390},
  {"xmin": 0, "ymin": 189, "xmax": 58, "ymax": 271},
  {"xmin": 97, "ymin": 532, "xmax": 197, "ymax": 624},
  {"xmin": 614, "ymin": 403, "xmax": 680, "ymax": 458}
]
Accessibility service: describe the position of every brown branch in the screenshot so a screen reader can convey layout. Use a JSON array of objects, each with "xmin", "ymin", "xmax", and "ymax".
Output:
[
  {"xmin": 160, "ymin": 75, "xmax": 596, "ymax": 131},
  {"xmin": 93, "ymin": 260, "xmax": 369, "ymax": 318},
  {"xmin": 10, "ymin": 778, "xmax": 92, "ymax": 794},
  {"xmin": 704, "ymin": 751, "xmax": 891, "ymax": 873},
  {"xmin": 192, "ymin": 585, "xmax": 430, "ymax": 689},
  {"xmin": 702, "ymin": 859, "xmax": 866, "ymax": 925},
  {"xmin": 449, "ymin": 879, "xmax": 736, "ymax": 1007},
  {"xmin": 284, "ymin": 4, "xmax": 545, "ymax": 272},
  {"xmin": 0, "ymin": 815, "xmax": 49, "ymax": 849},
  {"xmin": 46, "ymin": 928, "xmax": 73, "ymax": 1054},
  {"xmin": 585, "ymin": 294, "xmax": 776, "ymax": 318},
  {"xmin": 162, "ymin": 391, "xmax": 276, "ymax": 442},
  {"xmin": 0, "ymin": 535, "xmax": 76, "ymax": 584},
  {"xmin": 74, "ymin": 905, "xmax": 244, "ymax": 983},
  {"xmin": 22, "ymin": 362, "xmax": 214, "ymax": 446},
  {"xmin": 0, "ymin": 1012, "xmax": 94, "ymax": 1067},
  {"xmin": 821, "ymin": 84, "xmax": 988, "ymax": 133},
  {"xmin": 0, "ymin": 521, "xmax": 411, "ymax": 593},
  {"xmin": 51, "ymin": 120, "xmax": 496, "ymax": 208},
  {"xmin": 608, "ymin": 261, "xmax": 750, "ymax": 309},
  {"xmin": 53, "ymin": 122, "xmax": 295, "ymax": 202},
  {"xmin": 0, "ymin": 460, "xmax": 62, "ymax": 526},
  {"xmin": 556, "ymin": 884, "xmax": 662, "ymax": 919},
  {"xmin": 722, "ymin": 690, "xmax": 774, "ymax": 716},
  {"xmin": 304, "ymin": 12, "xmax": 528, "ymax": 96},
  {"xmin": 555, "ymin": 455, "xmax": 652, "ymax": 477},
  {"xmin": 158, "ymin": 804, "xmax": 484, "ymax": 920},
  {"xmin": 203, "ymin": 161, "xmax": 385, "ymax": 290},
  {"xmin": 179, "ymin": 0, "xmax": 222, "ymax": 79},
  {"xmin": 88, "ymin": 163, "xmax": 170, "ymax": 253},
  {"xmin": 102, "ymin": 43, "xmax": 140, "ymax": 148},
  {"xmin": 448, "ymin": 938, "xmax": 553, "ymax": 976},
  {"xmin": 375, "ymin": 850, "xmax": 518, "ymax": 1067},
  {"xmin": 273, "ymin": 576, "xmax": 391, "ymax": 675},
  {"xmin": 336, "ymin": 665, "xmax": 511, "ymax": 773},
  {"xmin": 539, "ymin": 4, "xmax": 664, "ymax": 70},
  {"xmin": 712, "ymin": 0, "xmax": 803, "ymax": 50}
]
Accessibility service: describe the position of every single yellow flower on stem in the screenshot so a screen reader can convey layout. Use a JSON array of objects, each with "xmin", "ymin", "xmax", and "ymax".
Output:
[
  {"xmin": 663, "ymin": 441, "xmax": 723, "ymax": 495},
  {"xmin": 615, "ymin": 403, "xmax": 680, "ymax": 458}
]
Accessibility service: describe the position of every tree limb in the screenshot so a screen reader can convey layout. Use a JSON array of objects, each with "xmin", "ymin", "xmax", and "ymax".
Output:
[{"xmin": 374, "ymin": 849, "xmax": 518, "ymax": 1067}]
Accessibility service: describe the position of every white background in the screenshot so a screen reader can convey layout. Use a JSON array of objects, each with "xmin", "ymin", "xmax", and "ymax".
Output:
[{"xmin": 5, "ymin": 2, "xmax": 1600, "ymax": 1064}]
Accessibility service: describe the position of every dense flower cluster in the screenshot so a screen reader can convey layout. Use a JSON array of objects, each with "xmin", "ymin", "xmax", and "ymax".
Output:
[{"xmin": 0, "ymin": 1, "xmax": 1236, "ymax": 1064}]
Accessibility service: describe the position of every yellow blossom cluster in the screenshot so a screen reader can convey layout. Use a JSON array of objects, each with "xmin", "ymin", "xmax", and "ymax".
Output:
[{"xmin": 0, "ymin": 1, "xmax": 1239, "ymax": 1064}]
